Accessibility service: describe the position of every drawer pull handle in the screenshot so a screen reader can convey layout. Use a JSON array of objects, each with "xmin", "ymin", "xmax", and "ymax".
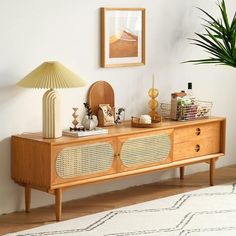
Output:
[
  {"xmin": 195, "ymin": 144, "xmax": 200, "ymax": 152},
  {"xmin": 195, "ymin": 128, "xmax": 201, "ymax": 136}
]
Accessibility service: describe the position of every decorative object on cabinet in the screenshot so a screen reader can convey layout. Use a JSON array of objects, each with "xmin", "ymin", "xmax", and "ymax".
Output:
[
  {"xmin": 139, "ymin": 115, "xmax": 152, "ymax": 124},
  {"xmin": 162, "ymin": 101, "xmax": 213, "ymax": 121},
  {"xmin": 148, "ymin": 74, "xmax": 161, "ymax": 122},
  {"xmin": 82, "ymin": 103, "xmax": 98, "ymax": 130},
  {"xmin": 114, "ymin": 107, "xmax": 125, "ymax": 124},
  {"xmin": 101, "ymin": 8, "xmax": 146, "ymax": 68},
  {"xmin": 69, "ymin": 127, "xmax": 85, "ymax": 132},
  {"xmin": 160, "ymin": 102, "xmax": 172, "ymax": 119},
  {"xmin": 177, "ymin": 100, "xmax": 212, "ymax": 121},
  {"xmin": 70, "ymin": 108, "xmax": 80, "ymax": 131},
  {"xmin": 82, "ymin": 116, "xmax": 98, "ymax": 130},
  {"xmin": 171, "ymin": 91, "xmax": 187, "ymax": 120},
  {"xmin": 83, "ymin": 102, "xmax": 93, "ymax": 119},
  {"xmin": 17, "ymin": 61, "xmax": 86, "ymax": 138},
  {"xmin": 169, "ymin": 94, "xmax": 213, "ymax": 121},
  {"xmin": 131, "ymin": 116, "xmax": 160, "ymax": 128},
  {"xmin": 98, "ymin": 104, "xmax": 115, "ymax": 127},
  {"xmin": 88, "ymin": 81, "xmax": 115, "ymax": 116},
  {"xmin": 12, "ymin": 117, "xmax": 226, "ymax": 221},
  {"xmin": 184, "ymin": 0, "xmax": 236, "ymax": 67},
  {"xmin": 63, "ymin": 127, "xmax": 108, "ymax": 137}
]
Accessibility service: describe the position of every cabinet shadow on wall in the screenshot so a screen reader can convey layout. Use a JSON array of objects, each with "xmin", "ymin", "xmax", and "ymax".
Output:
[{"xmin": 0, "ymin": 137, "xmax": 24, "ymax": 212}]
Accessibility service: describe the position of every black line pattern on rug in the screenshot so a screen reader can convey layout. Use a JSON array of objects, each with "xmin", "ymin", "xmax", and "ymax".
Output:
[
  {"xmin": 105, "ymin": 209, "xmax": 236, "ymax": 236},
  {"xmin": 15, "ymin": 183, "xmax": 236, "ymax": 236},
  {"xmin": 179, "ymin": 226, "xmax": 236, "ymax": 236}
]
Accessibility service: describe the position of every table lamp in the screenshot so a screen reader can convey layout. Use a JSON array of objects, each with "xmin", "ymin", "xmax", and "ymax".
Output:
[{"xmin": 17, "ymin": 61, "xmax": 86, "ymax": 138}]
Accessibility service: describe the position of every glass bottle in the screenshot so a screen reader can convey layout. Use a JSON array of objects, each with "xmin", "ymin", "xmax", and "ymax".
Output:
[{"xmin": 187, "ymin": 82, "xmax": 195, "ymax": 102}]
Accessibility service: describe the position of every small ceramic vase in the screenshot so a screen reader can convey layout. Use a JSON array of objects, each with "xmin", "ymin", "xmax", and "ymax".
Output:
[{"xmin": 82, "ymin": 115, "xmax": 98, "ymax": 130}]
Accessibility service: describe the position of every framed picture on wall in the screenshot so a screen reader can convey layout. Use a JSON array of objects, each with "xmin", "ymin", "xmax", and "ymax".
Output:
[{"xmin": 101, "ymin": 8, "xmax": 146, "ymax": 68}]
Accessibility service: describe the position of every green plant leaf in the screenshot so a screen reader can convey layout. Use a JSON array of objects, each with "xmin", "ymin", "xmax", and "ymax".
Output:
[
  {"xmin": 185, "ymin": 0, "xmax": 236, "ymax": 67},
  {"xmin": 218, "ymin": 0, "xmax": 230, "ymax": 32}
]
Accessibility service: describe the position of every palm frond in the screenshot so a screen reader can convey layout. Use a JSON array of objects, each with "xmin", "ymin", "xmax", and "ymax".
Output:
[{"xmin": 184, "ymin": 0, "xmax": 236, "ymax": 67}]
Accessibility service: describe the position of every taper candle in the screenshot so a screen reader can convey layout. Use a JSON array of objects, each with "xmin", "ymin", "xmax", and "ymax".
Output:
[{"xmin": 152, "ymin": 74, "xmax": 155, "ymax": 88}]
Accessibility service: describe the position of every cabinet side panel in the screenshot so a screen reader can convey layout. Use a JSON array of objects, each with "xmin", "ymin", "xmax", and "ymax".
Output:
[
  {"xmin": 220, "ymin": 119, "xmax": 226, "ymax": 154},
  {"xmin": 11, "ymin": 137, "xmax": 51, "ymax": 188}
]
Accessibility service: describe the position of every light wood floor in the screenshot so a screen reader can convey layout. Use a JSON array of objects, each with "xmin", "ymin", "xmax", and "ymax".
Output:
[{"xmin": 1, "ymin": 165, "xmax": 236, "ymax": 235}]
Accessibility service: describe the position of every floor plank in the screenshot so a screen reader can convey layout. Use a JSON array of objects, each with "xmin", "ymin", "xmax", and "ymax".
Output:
[{"xmin": 1, "ymin": 165, "xmax": 236, "ymax": 235}]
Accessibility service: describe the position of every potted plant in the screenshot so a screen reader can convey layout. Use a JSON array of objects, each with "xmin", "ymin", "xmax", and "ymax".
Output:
[{"xmin": 185, "ymin": 0, "xmax": 236, "ymax": 67}]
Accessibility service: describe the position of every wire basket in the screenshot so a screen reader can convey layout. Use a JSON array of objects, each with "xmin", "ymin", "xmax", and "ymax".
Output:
[
  {"xmin": 160, "ymin": 103, "xmax": 172, "ymax": 119},
  {"xmin": 160, "ymin": 100, "xmax": 213, "ymax": 121}
]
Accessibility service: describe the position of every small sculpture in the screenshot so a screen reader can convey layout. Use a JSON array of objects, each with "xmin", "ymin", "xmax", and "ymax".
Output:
[
  {"xmin": 82, "ymin": 102, "xmax": 98, "ymax": 130},
  {"xmin": 114, "ymin": 107, "xmax": 125, "ymax": 124},
  {"xmin": 71, "ymin": 108, "xmax": 79, "ymax": 130},
  {"xmin": 70, "ymin": 107, "xmax": 86, "ymax": 132},
  {"xmin": 148, "ymin": 74, "xmax": 161, "ymax": 122}
]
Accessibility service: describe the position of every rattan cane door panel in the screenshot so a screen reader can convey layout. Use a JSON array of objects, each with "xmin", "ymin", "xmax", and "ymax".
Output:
[
  {"xmin": 53, "ymin": 142, "xmax": 115, "ymax": 184},
  {"xmin": 119, "ymin": 130, "xmax": 173, "ymax": 171}
]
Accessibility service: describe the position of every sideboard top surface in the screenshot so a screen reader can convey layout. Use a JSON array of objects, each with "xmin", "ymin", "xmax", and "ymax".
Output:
[{"xmin": 12, "ymin": 117, "xmax": 225, "ymax": 145}]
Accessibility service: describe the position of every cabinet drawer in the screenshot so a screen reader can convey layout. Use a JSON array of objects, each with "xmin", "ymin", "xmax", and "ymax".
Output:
[
  {"xmin": 174, "ymin": 122, "xmax": 220, "ymax": 143},
  {"xmin": 174, "ymin": 137, "xmax": 220, "ymax": 160},
  {"xmin": 174, "ymin": 122, "xmax": 220, "ymax": 144},
  {"xmin": 173, "ymin": 122, "xmax": 221, "ymax": 160}
]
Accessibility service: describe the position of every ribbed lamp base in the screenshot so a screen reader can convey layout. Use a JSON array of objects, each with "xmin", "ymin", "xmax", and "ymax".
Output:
[{"xmin": 42, "ymin": 89, "xmax": 61, "ymax": 138}]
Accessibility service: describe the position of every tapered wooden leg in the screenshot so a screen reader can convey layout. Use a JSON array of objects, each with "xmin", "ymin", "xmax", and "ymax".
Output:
[
  {"xmin": 55, "ymin": 188, "xmax": 62, "ymax": 221},
  {"xmin": 180, "ymin": 167, "xmax": 185, "ymax": 180},
  {"xmin": 210, "ymin": 158, "xmax": 215, "ymax": 186},
  {"xmin": 25, "ymin": 186, "xmax": 31, "ymax": 213}
]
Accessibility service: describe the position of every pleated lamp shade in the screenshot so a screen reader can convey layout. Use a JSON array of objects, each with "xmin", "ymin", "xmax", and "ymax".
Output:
[
  {"xmin": 17, "ymin": 61, "xmax": 86, "ymax": 89},
  {"xmin": 18, "ymin": 61, "xmax": 86, "ymax": 139}
]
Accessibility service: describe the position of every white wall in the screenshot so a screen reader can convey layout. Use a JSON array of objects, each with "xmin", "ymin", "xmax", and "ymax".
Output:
[{"xmin": 1, "ymin": 0, "xmax": 236, "ymax": 215}]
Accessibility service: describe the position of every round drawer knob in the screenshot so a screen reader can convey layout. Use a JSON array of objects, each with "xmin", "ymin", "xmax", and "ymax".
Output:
[
  {"xmin": 195, "ymin": 144, "xmax": 200, "ymax": 152},
  {"xmin": 195, "ymin": 128, "xmax": 201, "ymax": 136}
]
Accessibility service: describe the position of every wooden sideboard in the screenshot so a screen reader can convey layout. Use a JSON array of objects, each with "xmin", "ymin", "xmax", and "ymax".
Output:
[{"xmin": 11, "ymin": 117, "xmax": 226, "ymax": 221}]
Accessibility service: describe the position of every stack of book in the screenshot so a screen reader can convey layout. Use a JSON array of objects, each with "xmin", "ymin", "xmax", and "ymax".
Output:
[{"xmin": 63, "ymin": 127, "xmax": 108, "ymax": 137}]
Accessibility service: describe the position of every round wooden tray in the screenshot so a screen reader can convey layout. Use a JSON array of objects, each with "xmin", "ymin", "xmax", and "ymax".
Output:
[{"xmin": 131, "ymin": 117, "xmax": 161, "ymax": 128}]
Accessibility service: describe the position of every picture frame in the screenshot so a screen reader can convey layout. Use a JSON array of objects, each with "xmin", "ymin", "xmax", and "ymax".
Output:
[{"xmin": 101, "ymin": 8, "xmax": 146, "ymax": 68}]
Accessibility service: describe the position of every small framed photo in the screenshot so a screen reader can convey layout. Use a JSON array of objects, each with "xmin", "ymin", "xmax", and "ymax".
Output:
[{"xmin": 101, "ymin": 8, "xmax": 146, "ymax": 68}]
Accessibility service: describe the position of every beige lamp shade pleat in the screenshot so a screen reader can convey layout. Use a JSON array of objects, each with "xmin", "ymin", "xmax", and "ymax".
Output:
[{"xmin": 17, "ymin": 61, "xmax": 86, "ymax": 89}]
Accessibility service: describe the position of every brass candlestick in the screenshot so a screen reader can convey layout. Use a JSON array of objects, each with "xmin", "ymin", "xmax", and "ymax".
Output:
[{"xmin": 148, "ymin": 74, "xmax": 161, "ymax": 122}]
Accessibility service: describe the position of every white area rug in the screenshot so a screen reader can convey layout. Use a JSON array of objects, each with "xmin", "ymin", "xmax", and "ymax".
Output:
[{"xmin": 6, "ymin": 183, "xmax": 236, "ymax": 236}]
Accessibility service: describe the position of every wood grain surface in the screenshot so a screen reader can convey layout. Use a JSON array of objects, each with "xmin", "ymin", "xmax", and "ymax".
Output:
[
  {"xmin": 87, "ymin": 81, "xmax": 115, "ymax": 116},
  {"xmin": 11, "ymin": 117, "xmax": 226, "ymax": 221}
]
